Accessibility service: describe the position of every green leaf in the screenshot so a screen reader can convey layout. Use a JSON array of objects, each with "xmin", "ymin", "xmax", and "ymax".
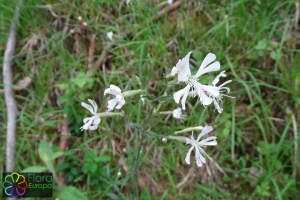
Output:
[
  {"xmin": 38, "ymin": 140, "xmax": 53, "ymax": 164},
  {"xmin": 222, "ymin": 129, "xmax": 230, "ymax": 137},
  {"xmin": 270, "ymin": 50, "xmax": 280, "ymax": 60},
  {"xmin": 22, "ymin": 166, "xmax": 47, "ymax": 173},
  {"xmin": 50, "ymin": 151, "xmax": 64, "ymax": 161},
  {"xmin": 58, "ymin": 186, "xmax": 88, "ymax": 200},
  {"xmin": 130, "ymin": 75, "xmax": 142, "ymax": 86},
  {"xmin": 97, "ymin": 155, "xmax": 111, "ymax": 163},
  {"xmin": 71, "ymin": 73, "xmax": 91, "ymax": 88},
  {"xmin": 255, "ymin": 39, "xmax": 269, "ymax": 50}
]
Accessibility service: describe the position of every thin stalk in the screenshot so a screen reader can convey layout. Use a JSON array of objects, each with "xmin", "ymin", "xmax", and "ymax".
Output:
[{"xmin": 132, "ymin": 104, "xmax": 156, "ymax": 197}]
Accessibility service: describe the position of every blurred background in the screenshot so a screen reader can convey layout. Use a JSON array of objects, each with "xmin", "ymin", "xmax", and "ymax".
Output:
[{"xmin": 1, "ymin": 0, "xmax": 299, "ymax": 199}]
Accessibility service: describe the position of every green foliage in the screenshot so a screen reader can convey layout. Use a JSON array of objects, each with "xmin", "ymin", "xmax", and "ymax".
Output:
[
  {"xmin": 57, "ymin": 186, "xmax": 88, "ymax": 200},
  {"xmin": 1, "ymin": 0, "xmax": 299, "ymax": 199}
]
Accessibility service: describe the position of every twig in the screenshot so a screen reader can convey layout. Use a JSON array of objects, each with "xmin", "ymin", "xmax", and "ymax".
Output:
[
  {"xmin": 87, "ymin": 34, "xmax": 96, "ymax": 73},
  {"xmin": 157, "ymin": 0, "xmax": 181, "ymax": 18},
  {"xmin": 59, "ymin": 114, "xmax": 69, "ymax": 151},
  {"xmin": 95, "ymin": 49, "xmax": 108, "ymax": 69},
  {"xmin": 295, "ymin": 2, "xmax": 299, "ymax": 30},
  {"xmin": 176, "ymin": 168, "xmax": 194, "ymax": 188},
  {"xmin": 36, "ymin": 4, "xmax": 58, "ymax": 18},
  {"xmin": 290, "ymin": 110, "xmax": 299, "ymax": 178},
  {"xmin": 3, "ymin": 0, "xmax": 24, "ymax": 172}
]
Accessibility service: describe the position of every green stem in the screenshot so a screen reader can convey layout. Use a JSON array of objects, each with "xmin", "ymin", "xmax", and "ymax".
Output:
[
  {"xmin": 97, "ymin": 112, "xmax": 124, "ymax": 117},
  {"xmin": 132, "ymin": 104, "xmax": 155, "ymax": 197},
  {"xmin": 122, "ymin": 89, "xmax": 144, "ymax": 98},
  {"xmin": 167, "ymin": 135, "xmax": 187, "ymax": 142},
  {"xmin": 158, "ymin": 111, "xmax": 173, "ymax": 115},
  {"xmin": 174, "ymin": 126, "xmax": 203, "ymax": 134}
]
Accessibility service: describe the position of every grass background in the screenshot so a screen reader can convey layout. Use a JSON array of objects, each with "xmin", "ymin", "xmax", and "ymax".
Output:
[{"xmin": 1, "ymin": 0, "xmax": 300, "ymax": 199}]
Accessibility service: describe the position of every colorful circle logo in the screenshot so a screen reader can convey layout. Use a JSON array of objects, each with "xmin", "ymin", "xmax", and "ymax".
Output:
[{"xmin": 3, "ymin": 172, "xmax": 28, "ymax": 198}]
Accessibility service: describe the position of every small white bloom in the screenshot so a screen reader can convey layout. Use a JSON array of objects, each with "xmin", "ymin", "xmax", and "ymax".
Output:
[
  {"xmin": 185, "ymin": 125, "xmax": 217, "ymax": 167},
  {"xmin": 172, "ymin": 107, "xmax": 185, "ymax": 119},
  {"xmin": 83, "ymin": 22, "xmax": 87, "ymax": 26},
  {"xmin": 168, "ymin": 0, "xmax": 173, "ymax": 5},
  {"xmin": 107, "ymin": 31, "xmax": 114, "ymax": 41},
  {"xmin": 117, "ymin": 171, "xmax": 122, "ymax": 177},
  {"xmin": 140, "ymin": 95, "xmax": 145, "ymax": 104},
  {"xmin": 171, "ymin": 51, "xmax": 230, "ymax": 111},
  {"xmin": 80, "ymin": 99, "xmax": 100, "ymax": 131},
  {"xmin": 104, "ymin": 85, "xmax": 126, "ymax": 111}
]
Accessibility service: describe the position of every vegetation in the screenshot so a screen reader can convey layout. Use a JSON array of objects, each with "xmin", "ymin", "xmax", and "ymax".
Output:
[{"xmin": 1, "ymin": 0, "xmax": 299, "ymax": 199}]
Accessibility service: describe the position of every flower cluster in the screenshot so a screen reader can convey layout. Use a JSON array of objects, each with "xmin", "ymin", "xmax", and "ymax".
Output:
[
  {"xmin": 81, "ymin": 85, "xmax": 141, "ymax": 131},
  {"xmin": 80, "ymin": 51, "xmax": 232, "ymax": 169},
  {"xmin": 165, "ymin": 52, "xmax": 232, "ymax": 167}
]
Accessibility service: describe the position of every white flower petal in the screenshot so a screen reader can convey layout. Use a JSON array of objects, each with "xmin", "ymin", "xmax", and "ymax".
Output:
[
  {"xmin": 181, "ymin": 86, "xmax": 190, "ymax": 110},
  {"xmin": 193, "ymin": 83, "xmax": 213, "ymax": 105},
  {"xmin": 176, "ymin": 51, "xmax": 192, "ymax": 82},
  {"xmin": 212, "ymin": 70, "xmax": 226, "ymax": 86},
  {"xmin": 185, "ymin": 146, "xmax": 194, "ymax": 165},
  {"xmin": 170, "ymin": 66, "xmax": 178, "ymax": 76},
  {"xmin": 195, "ymin": 147, "xmax": 206, "ymax": 166},
  {"xmin": 198, "ymin": 136, "xmax": 217, "ymax": 146},
  {"xmin": 173, "ymin": 107, "xmax": 182, "ymax": 119},
  {"xmin": 107, "ymin": 99, "xmax": 119, "ymax": 111},
  {"xmin": 195, "ymin": 53, "xmax": 216, "ymax": 78},
  {"xmin": 110, "ymin": 84, "xmax": 121, "ymax": 93},
  {"xmin": 218, "ymin": 80, "xmax": 232, "ymax": 88},
  {"xmin": 197, "ymin": 125, "xmax": 213, "ymax": 141},
  {"xmin": 107, "ymin": 31, "xmax": 113, "ymax": 41},
  {"xmin": 88, "ymin": 99, "xmax": 98, "ymax": 113},
  {"xmin": 213, "ymin": 99, "xmax": 223, "ymax": 113},
  {"xmin": 173, "ymin": 85, "xmax": 190, "ymax": 104},
  {"xmin": 196, "ymin": 61, "xmax": 220, "ymax": 78},
  {"xmin": 200, "ymin": 85, "xmax": 220, "ymax": 97},
  {"xmin": 104, "ymin": 84, "xmax": 122, "ymax": 96},
  {"xmin": 81, "ymin": 117, "xmax": 93, "ymax": 130},
  {"xmin": 93, "ymin": 116, "xmax": 101, "ymax": 124},
  {"xmin": 81, "ymin": 102, "xmax": 94, "ymax": 114}
]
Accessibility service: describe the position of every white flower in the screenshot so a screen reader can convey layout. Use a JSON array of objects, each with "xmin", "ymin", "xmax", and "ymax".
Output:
[
  {"xmin": 171, "ymin": 51, "xmax": 230, "ymax": 112},
  {"xmin": 209, "ymin": 71, "xmax": 232, "ymax": 113},
  {"xmin": 172, "ymin": 107, "xmax": 185, "ymax": 119},
  {"xmin": 168, "ymin": 0, "xmax": 173, "ymax": 4},
  {"xmin": 106, "ymin": 31, "xmax": 114, "ymax": 41},
  {"xmin": 140, "ymin": 95, "xmax": 145, "ymax": 105},
  {"xmin": 104, "ymin": 85, "xmax": 126, "ymax": 111},
  {"xmin": 80, "ymin": 99, "xmax": 100, "ymax": 131},
  {"xmin": 185, "ymin": 125, "xmax": 217, "ymax": 167}
]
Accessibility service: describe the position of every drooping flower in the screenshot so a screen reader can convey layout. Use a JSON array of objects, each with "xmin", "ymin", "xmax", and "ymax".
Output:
[
  {"xmin": 104, "ymin": 85, "xmax": 126, "ymax": 111},
  {"xmin": 80, "ymin": 99, "xmax": 100, "ymax": 131},
  {"xmin": 172, "ymin": 107, "xmax": 185, "ymax": 119},
  {"xmin": 185, "ymin": 125, "xmax": 217, "ymax": 167},
  {"xmin": 170, "ymin": 51, "xmax": 231, "ymax": 112}
]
